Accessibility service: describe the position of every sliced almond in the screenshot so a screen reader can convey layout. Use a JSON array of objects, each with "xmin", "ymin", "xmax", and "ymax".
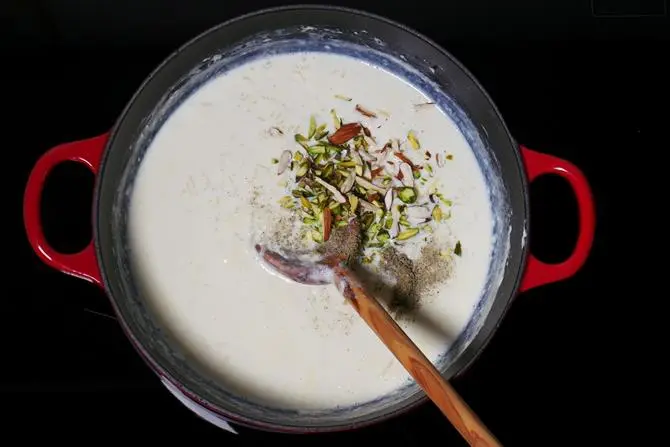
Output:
[
  {"xmin": 355, "ymin": 104, "xmax": 377, "ymax": 118},
  {"xmin": 384, "ymin": 189, "xmax": 394, "ymax": 210},
  {"xmin": 351, "ymin": 150, "xmax": 363, "ymax": 167},
  {"xmin": 389, "ymin": 205, "xmax": 401, "ymax": 238},
  {"xmin": 359, "ymin": 150, "xmax": 377, "ymax": 162},
  {"xmin": 359, "ymin": 199, "xmax": 379, "ymax": 213},
  {"xmin": 355, "ymin": 175, "xmax": 386, "ymax": 194},
  {"xmin": 394, "ymin": 151, "xmax": 416, "ymax": 169},
  {"xmin": 363, "ymin": 164, "xmax": 372, "ymax": 180},
  {"xmin": 436, "ymin": 153, "xmax": 445, "ymax": 167},
  {"xmin": 328, "ymin": 122, "xmax": 361, "ymax": 145},
  {"xmin": 277, "ymin": 150, "xmax": 292, "ymax": 175},
  {"xmin": 340, "ymin": 173, "xmax": 355, "ymax": 194},
  {"xmin": 400, "ymin": 163, "xmax": 414, "ymax": 187},
  {"xmin": 371, "ymin": 178, "xmax": 385, "ymax": 189},
  {"xmin": 363, "ymin": 136, "xmax": 377, "ymax": 149},
  {"xmin": 373, "ymin": 148, "xmax": 389, "ymax": 168},
  {"xmin": 322, "ymin": 207, "xmax": 333, "ymax": 242},
  {"xmin": 385, "ymin": 160, "xmax": 400, "ymax": 177},
  {"xmin": 314, "ymin": 176, "xmax": 347, "ymax": 203}
]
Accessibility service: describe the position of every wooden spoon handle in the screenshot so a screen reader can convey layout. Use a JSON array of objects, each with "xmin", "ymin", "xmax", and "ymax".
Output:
[{"xmin": 332, "ymin": 265, "xmax": 502, "ymax": 447}]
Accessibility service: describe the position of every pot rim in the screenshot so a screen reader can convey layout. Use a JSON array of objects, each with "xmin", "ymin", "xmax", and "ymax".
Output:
[{"xmin": 93, "ymin": 4, "xmax": 529, "ymax": 433}]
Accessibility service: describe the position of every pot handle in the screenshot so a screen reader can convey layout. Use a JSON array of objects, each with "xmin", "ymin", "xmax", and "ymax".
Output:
[
  {"xmin": 23, "ymin": 133, "xmax": 110, "ymax": 287},
  {"xmin": 519, "ymin": 146, "xmax": 595, "ymax": 292}
]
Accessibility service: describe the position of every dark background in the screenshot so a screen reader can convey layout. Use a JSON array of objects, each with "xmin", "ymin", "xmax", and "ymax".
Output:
[{"xmin": 3, "ymin": 0, "xmax": 664, "ymax": 444}]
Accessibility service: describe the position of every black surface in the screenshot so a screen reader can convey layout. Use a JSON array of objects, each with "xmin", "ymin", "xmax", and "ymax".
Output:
[{"xmin": 4, "ymin": 0, "xmax": 663, "ymax": 444}]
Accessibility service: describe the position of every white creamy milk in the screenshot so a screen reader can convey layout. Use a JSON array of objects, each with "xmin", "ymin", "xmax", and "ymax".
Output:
[{"xmin": 128, "ymin": 51, "xmax": 493, "ymax": 411}]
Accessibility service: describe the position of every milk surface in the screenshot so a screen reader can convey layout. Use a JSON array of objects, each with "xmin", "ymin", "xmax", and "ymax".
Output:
[{"xmin": 128, "ymin": 52, "xmax": 493, "ymax": 410}]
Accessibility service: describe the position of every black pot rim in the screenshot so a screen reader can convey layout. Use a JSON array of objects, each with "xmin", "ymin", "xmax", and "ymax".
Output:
[{"xmin": 92, "ymin": 4, "xmax": 530, "ymax": 433}]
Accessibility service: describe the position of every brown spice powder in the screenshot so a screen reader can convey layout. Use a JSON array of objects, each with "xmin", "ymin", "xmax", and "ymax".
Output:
[
  {"xmin": 380, "ymin": 247, "xmax": 417, "ymax": 314},
  {"xmin": 380, "ymin": 240, "xmax": 452, "ymax": 318},
  {"xmin": 317, "ymin": 220, "xmax": 361, "ymax": 262}
]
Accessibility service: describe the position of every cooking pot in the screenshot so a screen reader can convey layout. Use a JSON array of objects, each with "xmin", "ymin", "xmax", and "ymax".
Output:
[{"xmin": 23, "ymin": 5, "xmax": 595, "ymax": 434}]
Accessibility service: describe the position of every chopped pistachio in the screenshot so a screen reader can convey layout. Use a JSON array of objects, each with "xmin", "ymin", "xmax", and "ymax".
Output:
[
  {"xmin": 454, "ymin": 241, "xmax": 462, "ymax": 256},
  {"xmin": 270, "ymin": 158, "xmax": 279, "ymax": 164},
  {"xmin": 294, "ymin": 133, "xmax": 309, "ymax": 149},
  {"xmin": 436, "ymin": 193, "xmax": 452, "ymax": 206},
  {"xmin": 295, "ymin": 162, "xmax": 309, "ymax": 177},
  {"xmin": 278, "ymin": 196, "xmax": 294, "ymax": 209},
  {"xmin": 321, "ymin": 164, "xmax": 334, "ymax": 179},
  {"xmin": 271, "ymin": 100, "xmax": 454, "ymax": 256},
  {"xmin": 314, "ymin": 124, "xmax": 329, "ymax": 140},
  {"xmin": 300, "ymin": 196, "xmax": 311, "ymax": 210},
  {"xmin": 330, "ymin": 109, "xmax": 341, "ymax": 130},
  {"xmin": 334, "ymin": 94, "xmax": 352, "ymax": 102},
  {"xmin": 397, "ymin": 187, "xmax": 417, "ymax": 204},
  {"xmin": 348, "ymin": 194, "xmax": 359, "ymax": 213},
  {"xmin": 396, "ymin": 228, "xmax": 420, "ymax": 241},
  {"xmin": 311, "ymin": 230, "xmax": 323, "ymax": 243},
  {"xmin": 407, "ymin": 130, "xmax": 420, "ymax": 150},
  {"xmin": 361, "ymin": 212, "xmax": 375, "ymax": 230},
  {"xmin": 325, "ymin": 144, "xmax": 342, "ymax": 153},
  {"xmin": 376, "ymin": 231, "xmax": 390, "ymax": 243},
  {"xmin": 432, "ymin": 205, "xmax": 443, "ymax": 222},
  {"xmin": 308, "ymin": 144, "xmax": 326, "ymax": 155}
]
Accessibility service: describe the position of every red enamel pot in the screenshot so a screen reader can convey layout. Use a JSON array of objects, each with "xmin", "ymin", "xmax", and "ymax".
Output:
[{"xmin": 23, "ymin": 5, "xmax": 595, "ymax": 434}]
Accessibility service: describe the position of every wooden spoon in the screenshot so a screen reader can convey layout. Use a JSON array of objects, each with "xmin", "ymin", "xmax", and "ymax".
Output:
[
  {"xmin": 256, "ymin": 242, "xmax": 502, "ymax": 446},
  {"xmin": 330, "ymin": 263, "xmax": 501, "ymax": 447}
]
